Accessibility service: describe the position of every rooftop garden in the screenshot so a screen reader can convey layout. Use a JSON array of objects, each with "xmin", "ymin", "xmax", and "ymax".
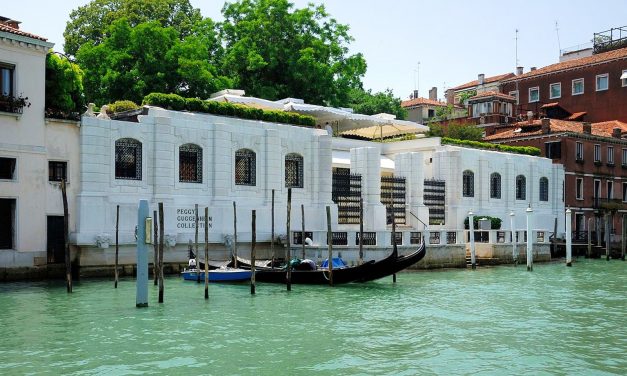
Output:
[{"xmin": 442, "ymin": 137, "xmax": 541, "ymax": 156}]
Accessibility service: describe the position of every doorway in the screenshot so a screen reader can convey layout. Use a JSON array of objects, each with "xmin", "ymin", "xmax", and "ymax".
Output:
[
  {"xmin": 0, "ymin": 199, "xmax": 15, "ymax": 249},
  {"xmin": 47, "ymin": 216, "xmax": 65, "ymax": 264}
]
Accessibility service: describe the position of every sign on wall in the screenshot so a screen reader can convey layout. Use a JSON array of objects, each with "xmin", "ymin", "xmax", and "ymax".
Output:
[{"xmin": 176, "ymin": 208, "xmax": 212, "ymax": 230}]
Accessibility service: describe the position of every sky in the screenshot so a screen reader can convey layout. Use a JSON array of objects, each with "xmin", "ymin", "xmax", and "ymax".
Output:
[{"xmin": 3, "ymin": 0, "xmax": 627, "ymax": 101}]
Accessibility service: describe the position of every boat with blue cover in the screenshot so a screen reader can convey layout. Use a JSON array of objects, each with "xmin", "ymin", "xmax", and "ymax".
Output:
[{"xmin": 181, "ymin": 267, "xmax": 252, "ymax": 282}]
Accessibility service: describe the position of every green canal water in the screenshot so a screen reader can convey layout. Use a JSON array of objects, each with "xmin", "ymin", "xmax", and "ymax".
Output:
[{"xmin": 1, "ymin": 259, "xmax": 625, "ymax": 375}]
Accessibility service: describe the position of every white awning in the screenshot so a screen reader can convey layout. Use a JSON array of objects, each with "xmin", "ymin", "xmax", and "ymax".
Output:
[{"xmin": 332, "ymin": 150, "xmax": 395, "ymax": 170}]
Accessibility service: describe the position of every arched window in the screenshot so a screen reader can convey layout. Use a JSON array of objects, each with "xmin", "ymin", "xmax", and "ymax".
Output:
[
  {"xmin": 516, "ymin": 175, "xmax": 526, "ymax": 200},
  {"xmin": 462, "ymin": 170, "xmax": 474, "ymax": 197},
  {"xmin": 235, "ymin": 149, "xmax": 256, "ymax": 186},
  {"xmin": 285, "ymin": 153, "xmax": 304, "ymax": 188},
  {"xmin": 490, "ymin": 172, "xmax": 501, "ymax": 199},
  {"xmin": 115, "ymin": 138, "xmax": 142, "ymax": 180},
  {"xmin": 539, "ymin": 177, "xmax": 549, "ymax": 201},
  {"xmin": 179, "ymin": 144, "xmax": 202, "ymax": 183}
]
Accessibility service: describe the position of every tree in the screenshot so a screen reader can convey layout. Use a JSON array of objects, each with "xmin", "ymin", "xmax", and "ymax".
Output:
[
  {"xmin": 347, "ymin": 88, "xmax": 407, "ymax": 119},
  {"xmin": 45, "ymin": 52, "xmax": 85, "ymax": 118},
  {"xmin": 220, "ymin": 0, "xmax": 367, "ymax": 106},
  {"xmin": 64, "ymin": 0, "xmax": 202, "ymax": 57},
  {"xmin": 77, "ymin": 19, "xmax": 231, "ymax": 104},
  {"xmin": 426, "ymin": 121, "xmax": 483, "ymax": 141}
]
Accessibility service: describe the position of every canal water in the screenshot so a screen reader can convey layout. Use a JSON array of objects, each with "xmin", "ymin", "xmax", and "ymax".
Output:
[{"xmin": 0, "ymin": 259, "xmax": 625, "ymax": 375}]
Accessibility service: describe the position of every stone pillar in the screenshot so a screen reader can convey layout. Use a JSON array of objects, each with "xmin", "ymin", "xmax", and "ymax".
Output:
[
  {"xmin": 212, "ymin": 127, "xmax": 231, "ymax": 201},
  {"xmin": 350, "ymin": 147, "xmax": 386, "ymax": 231},
  {"xmin": 394, "ymin": 152, "xmax": 428, "ymax": 229},
  {"xmin": 265, "ymin": 129, "xmax": 281, "ymax": 203}
]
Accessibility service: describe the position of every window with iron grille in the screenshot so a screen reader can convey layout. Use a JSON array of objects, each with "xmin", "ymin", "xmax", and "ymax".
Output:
[
  {"xmin": 539, "ymin": 177, "xmax": 549, "ymax": 201},
  {"xmin": 293, "ymin": 231, "xmax": 313, "ymax": 245},
  {"xmin": 429, "ymin": 231, "xmax": 441, "ymax": 244},
  {"xmin": 490, "ymin": 172, "xmax": 501, "ymax": 199},
  {"xmin": 446, "ymin": 232, "xmax": 457, "ymax": 244},
  {"xmin": 390, "ymin": 232, "xmax": 402, "ymax": 245},
  {"xmin": 463, "ymin": 170, "xmax": 474, "ymax": 197},
  {"xmin": 410, "ymin": 232, "xmax": 422, "ymax": 244},
  {"xmin": 235, "ymin": 149, "xmax": 256, "ymax": 186},
  {"xmin": 381, "ymin": 175, "xmax": 406, "ymax": 225},
  {"xmin": 179, "ymin": 144, "xmax": 202, "ymax": 183},
  {"xmin": 332, "ymin": 168, "xmax": 362, "ymax": 224},
  {"xmin": 424, "ymin": 179, "xmax": 445, "ymax": 225},
  {"xmin": 356, "ymin": 232, "xmax": 376, "ymax": 246},
  {"xmin": 115, "ymin": 138, "xmax": 142, "ymax": 180},
  {"xmin": 516, "ymin": 175, "xmax": 526, "ymax": 200},
  {"xmin": 49, "ymin": 161, "xmax": 67, "ymax": 182},
  {"xmin": 327, "ymin": 232, "xmax": 348, "ymax": 246},
  {"xmin": 285, "ymin": 153, "xmax": 303, "ymax": 188}
]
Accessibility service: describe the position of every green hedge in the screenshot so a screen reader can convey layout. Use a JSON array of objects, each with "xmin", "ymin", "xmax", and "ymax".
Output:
[
  {"xmin": 464, "ymin": 215, "xmax": 502, "ymax": 230},
  {"xmin": 142, "ymin": 93, "xmax": 316, "ymax": 127},
  {"xmin": 106, "ymin": 100, "xmax": 139, "ymax": 114},
  {"xmin": 442, "ymin": 137, "xmax": 541, "ymax": 156}
]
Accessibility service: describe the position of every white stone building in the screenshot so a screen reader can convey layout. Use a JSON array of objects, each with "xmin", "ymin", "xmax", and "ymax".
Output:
[{"xmin": 0, "ymin": 18, "xmax": 81, "ymax": 270}]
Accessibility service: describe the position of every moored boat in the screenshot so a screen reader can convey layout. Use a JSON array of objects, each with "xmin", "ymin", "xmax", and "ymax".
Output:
[{"xmin": 181, "ymin": 268, "xmax": 252, "ymax": 282}]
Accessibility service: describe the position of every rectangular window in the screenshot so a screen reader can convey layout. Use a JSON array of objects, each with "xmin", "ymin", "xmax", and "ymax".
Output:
[
  {"xmin": 594, "ymin": 144, "xmax": 601, "ymax": 162},
  {"xmin": 549, "ymin": 83, "xmax": 561, "ymax": 99},
  {"xmin": 0, "ymin": 199, "xmax": 16, "ymax": 249},
  {"xmin": 596, "ymin": 74, "xmax": 609, "ymax": 91},
  {"xmin": 48, "ymin": 161, "xmax": 67, "ymax": 182},
  {"xmin": 0, "ymin": 157, "xmax": 16, "ymax": 179},
  {"xmin": 509, "ymin": 90, "xmax": 519, "ymax": 105},
  {"xmin": 623, "ymin": 182, "xmax": 627, "ymax": 202},
  {"xmin": 576, "ymin": 142, "xmax": 584, "ymax": 161},
  {"xmin": 576, "ymin": 178, "xmax": 583, "ymax": 200},
  {"xmin": 623, "ymin": 148, "xmax": 627, "ymax": 165},
  {"xmin": 622, "ymin": 69, "xmax": 627, "ymax": 87},
  {"xmin": 545, "ymin": 141, "xmax": 561, "ymax": 159},
  {"xmin": 428, "ymin": 109, "xmax": 435, "ymax": 118},
  {"xmin": 607, "ymin": 146, "xmax": 614, "ymax": 164},
  {"xmin": 572, "ymin": 78, "xmax": 584, "ymax": 95},
  {"xmin": 607, "ymin": 181, "xmax": 613, "ymax": 199},
  {"xmin": 529, "ymin": 87, "xmax": 539, "ymax": 103},
  {"xmin": 0, "ymin": 62, "xmax": 14, "ymax": 97}
]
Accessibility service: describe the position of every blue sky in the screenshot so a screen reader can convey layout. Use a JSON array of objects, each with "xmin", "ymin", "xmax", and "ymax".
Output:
[{"xmin": 4, "ymin": 0, "xmax": 626, "ymax": 101}]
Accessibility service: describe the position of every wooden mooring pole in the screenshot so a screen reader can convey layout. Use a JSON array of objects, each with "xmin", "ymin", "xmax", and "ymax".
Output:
[
  {"xmin": 286, "ymin": 188, "xmax": 292, "ymax": 291},
  {"xmin": 233, "ymin": 201, "xmax": 238, "ymax": 268},
  {"xmin": 326, "ymin": 205, "xmax": 333, "ymax": 286},
  {"xmin": 153, "ymin": 209, "xmax": 158, "ymax": 286},
  {"xmin": 204, "ymin": 207, "xmax": 209, "ymax": 300},
  {"xmin": 301, "ymin": 204, "xmax": 306, "ymax": 259},
  {"xmin": 359, "ymin": 197, "xmax": 364, "ymax": 265},
  {"xmin": 195, "ymin": 204, "xmax": 200, "ymax": 282},
  {"xmin": 526, "ymin": 206, "xmax": 533, "ymax": 272},
  {"xmin": 622, "ymin": 214, "xmax": 626, "ymax": 261},
  {"xmin": 271, "ymin": 189, "xmax": 275, "ymax": 269},
  {"xmin": 566, "ymin": 208, "xmax": 572, "ymax": 267},
  {"xmin": 587, "ymin": 217, "xmax": 592, "ymax": 258},
  {"xmin": 391, "ymin": 207, "xmax": 397, "ymax": 283},
  {"xmin": 136, "ymin": 200, "xmax": 149, "ymax": 307},
  {"xmin": 61, "ymin": 179, "xmax": 72, "ymax": 293},
  {"xmin": 468, "ymin": 211, "xmax": 476, "ymax": 270},
  {"xmin": 158, "ymin": 202, "xmax": 164, "ymax": 303},
  {"xmin": 251, "ymin": 210, "xmax": 257, "ymax": 295},
  {"xmin": 115, "ymin": 205, "xmax": 120, "ymax": 288},
  {"xmin": 605, "ymin": 213, "xmax": 610, "ymax": 261}
]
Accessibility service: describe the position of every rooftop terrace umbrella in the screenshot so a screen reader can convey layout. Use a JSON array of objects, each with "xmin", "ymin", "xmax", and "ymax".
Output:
[{"xmin": 340, "ymin": 114, "xmax": 428, "ymax": 141}]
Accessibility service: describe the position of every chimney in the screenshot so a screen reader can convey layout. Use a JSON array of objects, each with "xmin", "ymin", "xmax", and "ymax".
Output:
[
  {"xmin": 0, "ymin": 18, "xmax": 21, "ymax": 29},
  {"xmin": 527, "ymin": 111, "xmax": 534, "ymax": 123},
  {"xmin": 429, "ymin": 87, "xmax": 437, "ymax": 101},
  {"xmin": 583, "ymin": 122, "xmax": 592, "ymax": 134},
  {"xmin": 478, "ymin": 73, "xmax": 485, "ymax": 85},
  {"xmin": 530, "ymin": 67, "xmax": 537, "ymax": 71},
  {"xmin": 516, "ymin": 66, "xmax": 524, "ymax": 75},
  {"xmin": 612, "ymin": 127, "xmax": 622, "ymax": 138},
  {"xmin": 541, "ymin": 118, "xmax": 551, "ymax": 134},
  {"xmin": 413, "ymin": 89, "xmax": 419, "ymax": 100}
]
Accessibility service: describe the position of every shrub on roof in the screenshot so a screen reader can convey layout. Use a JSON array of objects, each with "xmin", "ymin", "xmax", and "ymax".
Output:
[
  {"xmin": 107, "ymin": 100, "xmax": 139, "ymax": 114},
  {"xmin": 442, "ymin": 137, "xmax": 540, "ymax": 156},
  {"xmin": 141, "ymin": 92, "xmax": 316, "ymax": 127}
]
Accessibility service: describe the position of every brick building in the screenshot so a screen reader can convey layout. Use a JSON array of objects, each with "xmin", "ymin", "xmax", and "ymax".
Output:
[
  {"xmin": 445, "ymin": 72, "xmax": 516, "ymax": 106},
  {"xmin": 484, "ymin": 118, "xmax": 627, "ymax": 247},
  {"xmin": 502, "ymin": 47, "xmax": 627, "ymax": 123}
]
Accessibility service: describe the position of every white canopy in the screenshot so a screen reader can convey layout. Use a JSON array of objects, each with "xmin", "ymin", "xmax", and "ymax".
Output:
[
  {"xmin": 340, "ymin": 121, "xmax": 428, "ymax": 140},
  {"xmin": 209, "ymin": 94, "xmax": 284, "ymax": 110},
  {"xmin": 332, "ymin": 150, "xmax": 395, "ymax": 170}
]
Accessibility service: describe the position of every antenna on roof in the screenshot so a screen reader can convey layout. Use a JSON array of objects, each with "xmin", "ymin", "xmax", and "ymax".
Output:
[
  {"xmin": 555, "ymin": 21, "xmax": 561, "ymax": 57},
  {"xmin": 413, "ymin": 61, "xmax": 420, "ymax": 98}
]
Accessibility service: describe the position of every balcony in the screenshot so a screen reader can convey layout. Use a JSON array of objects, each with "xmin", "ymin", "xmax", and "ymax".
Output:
[
  {"xmin": 592, "ymin": 196, "xmax": 627, "ymax": 211},
  {"xmin": 0, "ymin": 95, "xmax": 29, "ymax": 115}
]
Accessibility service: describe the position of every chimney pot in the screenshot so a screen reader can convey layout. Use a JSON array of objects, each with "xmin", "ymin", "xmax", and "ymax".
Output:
[
  {"xmin": 516, "ymin": 66, "xmax": 524, "ymax": 75},
  {"xmin": 478, "ymin": 73, "xmax": 485, "ymax": 85},
  {"xmin": 413, "ymin": 89, "xmax": 419, "ymax": 99},
  {"xmin": 530, "ymin": 67, "xmax": 537, "ymax": 71},
  {"xmin": 583, "ymin": 122, "xmax": 592, "ymax": 134},
  {"xmin": 612, "ymin": 127, "xmax": 622, "ymax": 138},
  {"xmin": 429, "ymin": 87, "xmax": 438, "ymax": 101},
  {"xmin": 541, "ymin": 118, "xmax": 551, "ymax": 134}
]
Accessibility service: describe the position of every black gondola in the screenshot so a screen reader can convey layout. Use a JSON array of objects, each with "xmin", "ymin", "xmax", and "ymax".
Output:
[{"xmin": 250, "ymin": 242, "xmax": 426, "ymax": 285}]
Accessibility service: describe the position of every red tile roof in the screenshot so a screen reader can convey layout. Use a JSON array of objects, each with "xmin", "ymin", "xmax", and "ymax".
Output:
[
  {"xmin": 566, "ymin": 112, "xmax": 586, "ymax": 120},
  {"xmin": 504, "ymin": 47, "xmax": 627, "ymax": 81},
  {"xmin": 468, "ymin": 91, "xmax": 516, "ymax": 101},
  {"xmin": 540, "ymin": 102, "xmax": 560, "ymax": 109},
  {"xmin": 483, "ymin": 119, "xmax": 627, "ymax": 141},
  {"xmin": 0, "ymin": 23, "xmax": 48, "ymax": 42},
  {"xmin": 449, "ymin": 73, "xmax": 516, "ymax": 91},
  {"xmin": 401, "ymin": 97, "xmax": 448, "ymax": 108}
]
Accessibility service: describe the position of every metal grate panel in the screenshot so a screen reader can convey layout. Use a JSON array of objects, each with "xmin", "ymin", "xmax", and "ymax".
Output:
[
  {"xmin": 285, "ymin": 153, "xmax": 304, "ymax": 188},
  {"xmin": 179, "ymin": 144, "xmax": 202, "ymax": 183},
  {"xmin": 424, "ymin": 179, "xmax": 445, "ymax": 225},
  {"xmin": 332, "ymin": 168, "xmax": 362, "ymax": 224},
  {"xmin": 410, "ymin": 232, "xmax": 422, "ymax": 245},
  {"xmin": 356, "ymin": 232, "xmax": 377, "ymax": 246},
  {"xmin": 115, "ymin": 138, "xmax": 142, "ymax": 180},
  {"xmin": 292, "ymin": 231, "xmax": 313, "ymax": 245},
  {"xmin": 490, "ymin": 173, "xmax": 501, "ymax": 199},
  {"xmin": 326, "ymin": 232, "xmax": 348, "ymax": 246},
  {"xmin": 235, "ymin": 149, "xmax": 256, "ymax": 186},
  {"xmin": 381, "ymin": 176, "xmax": 406, "ymax": 225}
]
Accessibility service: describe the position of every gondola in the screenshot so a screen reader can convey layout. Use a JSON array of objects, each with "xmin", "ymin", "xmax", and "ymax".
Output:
[
  {"xmin": 253, "ymin": 258, "xmax": 376, "ymax": 284},
  {"xmin": 355, "ymin": 242, "xmax": 426, "ymax": 283}
]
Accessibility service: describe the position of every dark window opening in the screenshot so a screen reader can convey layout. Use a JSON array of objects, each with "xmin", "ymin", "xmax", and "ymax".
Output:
[
  {"xmin": 285, "ymin": 153, "xmax": 303, "ymax": 188},
  {"xmin": 539, "ymin": 177, "xmax": 549, "ymax": 202},
  {"xmin": 0, "ymin": 157, "xmax": 16, "ymax": 179},
  {"xmin": 115, "ymin": 138, "xmax": 142, "ymax": 180},
  {"xmin": 490, "ymin": 172, "xmax": 501, "ymax": 199},
  {"xmin": 463, "ymin": 170, "xmax": 474, "ymax": 197},
  {"xmin": 545, "ymin": 142, "xmax": 562, "ymax": 159},
  {"xmin": 235, "ymin": 149, "xmax": 256, "ymax": 186},
  {"xmin": 0, "ymin": 63, "xmax": 14, "ymax": 97},
  {"xmin": 0, "ymin": 199, "xmax": 16, "ymax": 249},
  {"xmin": 48, "ymin": 161, "xmax": 67, "ymax": 182},
  {"xmin": 516, "ymin": 175, "xmax": 526, "ymax": 200},
  {"xmin": 179, "ymin": 144, "xmax": 202, "ymax": 183}
]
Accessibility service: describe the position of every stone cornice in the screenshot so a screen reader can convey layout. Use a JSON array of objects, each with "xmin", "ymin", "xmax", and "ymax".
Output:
[{"xmin": 0, "ymin": 31, "xmax": 54, "ymax": 52}]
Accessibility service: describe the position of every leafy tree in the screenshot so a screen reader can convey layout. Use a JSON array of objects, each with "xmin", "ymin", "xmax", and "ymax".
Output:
[
  {"xmin": 457, "ymin": 89, "xmax": 476, "ymax": 105},
  {"xmin": 77, "ymin": 19, "xmax": 231, "ymax": 105},
  {"xmin": 45, "ymin": 52, "xmax": 85, "ymax": 118},
  {"xmin": 64, "ymin": 0, "xmax": 202, "ymax": 57},
  {"xmin": 346, "ymin": 88, "xmax": 407, "ymax": 119},
  {"xmin": 426, "ymin": 121, "xmax": 483, "ymax": 141},
  {"xmin": 220, "ymin": 0, "xmax": 367, "ymax": 106}
]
